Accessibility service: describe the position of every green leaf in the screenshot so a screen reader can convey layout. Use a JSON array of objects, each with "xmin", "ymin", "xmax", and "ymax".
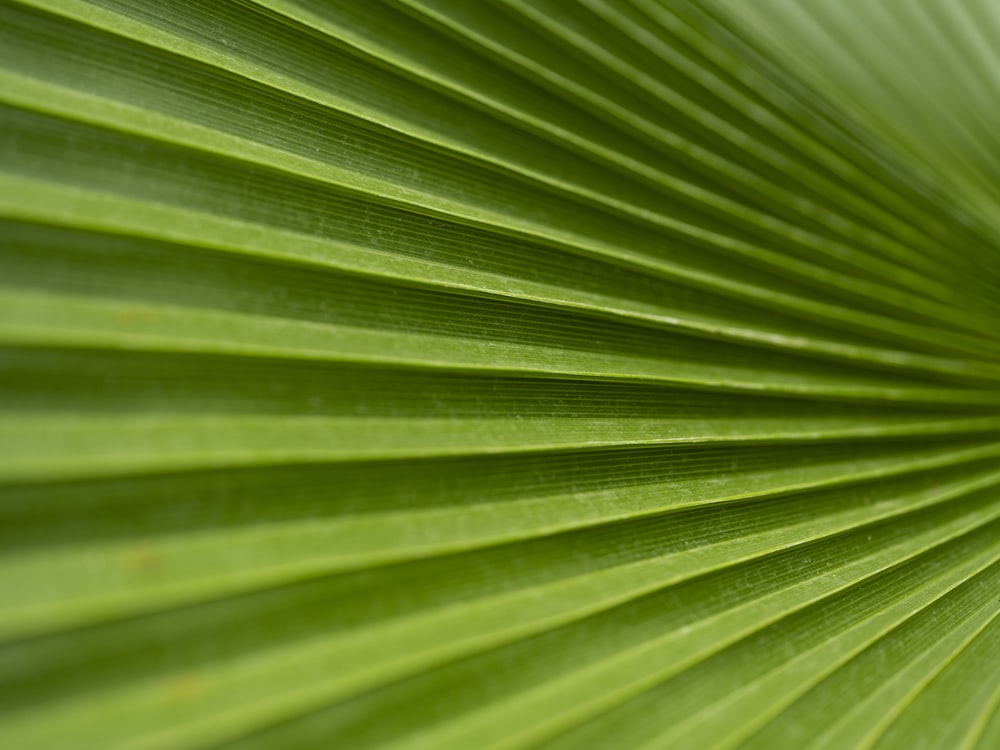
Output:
[{"xmin": 1, "ymin": 0, "xmax": 998, "ymax": 748}]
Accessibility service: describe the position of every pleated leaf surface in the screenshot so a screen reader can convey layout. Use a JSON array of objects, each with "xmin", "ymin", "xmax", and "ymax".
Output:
[{"xmin": 1, "ymin": 1, "xmax": 999, "ymax": 748}]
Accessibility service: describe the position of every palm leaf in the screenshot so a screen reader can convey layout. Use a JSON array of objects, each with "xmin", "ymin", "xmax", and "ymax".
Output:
[{"xmin": 1, "ymin": 1, "xmax": 999, "ymax": 747}]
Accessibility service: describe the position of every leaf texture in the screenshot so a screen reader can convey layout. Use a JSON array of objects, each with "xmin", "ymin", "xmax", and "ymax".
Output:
[{"xmin": 1, "ymin": 0, "xmax": 999, "ymax": 748}]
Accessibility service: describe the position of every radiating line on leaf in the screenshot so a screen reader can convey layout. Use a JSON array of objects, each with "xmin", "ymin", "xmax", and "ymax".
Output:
[
  {"xmin": 184, "ymin": 512, "xmax": 1000, "ymax": 750},
  {"xmin": 4, "ymin": 490, "xmax": 997, "ymax": 750},
  {"xmin": 11, "ymin": 1, "xmax": 1000, "ymax": 344},
  {"xmin": 8, "ymin": 191, "xmax": 1000, "ymax": 381},
  {"xmin": 4, "ymin": 442, "xmax": 999, "ymax": 640},
  {"xmin": 11, "ymin": 288, "xmax": 1000, "ymax": 409},
  {"xmin": 540, "ymin": 545, "xmax": 1000, "ymax": 750}
]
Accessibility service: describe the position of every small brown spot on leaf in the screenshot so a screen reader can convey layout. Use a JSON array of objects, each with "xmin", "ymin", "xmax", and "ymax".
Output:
[
  {"xmin": 117, "ymin": 308, "xmax": 153, "ymax": 325},
  {"xmin": 122, "ymin": 544, "xmax": 161, "ymax": 577},
  {"xmin": 165, "ymin": 674, "xmax": 204, "ymax": 704}
]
